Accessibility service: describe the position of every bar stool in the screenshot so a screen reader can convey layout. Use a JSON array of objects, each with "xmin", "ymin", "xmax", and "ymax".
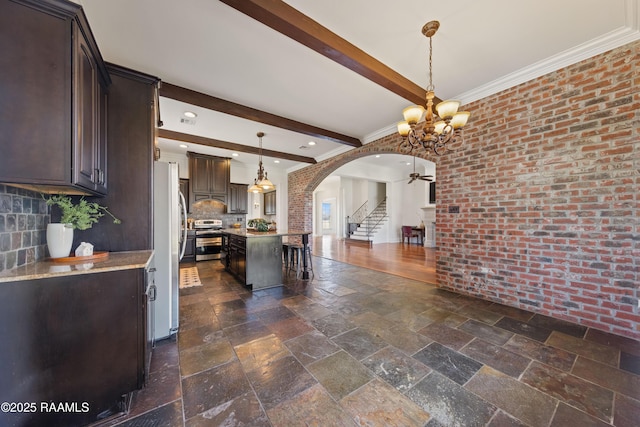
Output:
[
  {"xmin": 282, "ymin": 243, "xmax": 290, "ymax": 272},
  {"xmin": 288, "ymin": 244, "xmax": 314, "ymax": 279}
]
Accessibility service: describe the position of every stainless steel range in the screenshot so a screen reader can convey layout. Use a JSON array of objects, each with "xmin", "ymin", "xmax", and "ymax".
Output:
[{"xmin": 194, "ymin": 219, "xmax": 223, "ymax": 261}]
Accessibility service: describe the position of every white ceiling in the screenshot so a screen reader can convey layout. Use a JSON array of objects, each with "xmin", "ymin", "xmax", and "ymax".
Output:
[{"xmin": 78, "ymin": 0, "xmax": 639, "ymax": 173}]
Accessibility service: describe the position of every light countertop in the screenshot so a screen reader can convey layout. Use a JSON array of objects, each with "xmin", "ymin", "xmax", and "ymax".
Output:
[{"xmin": 0, "ymin": 250, "xmax": 154, "ymax": 283}]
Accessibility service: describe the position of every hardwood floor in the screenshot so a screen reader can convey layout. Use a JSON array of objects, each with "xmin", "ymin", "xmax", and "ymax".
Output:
[{"xmin": 311, "ymin": 235, "xmax": 437, "ymax": 284}]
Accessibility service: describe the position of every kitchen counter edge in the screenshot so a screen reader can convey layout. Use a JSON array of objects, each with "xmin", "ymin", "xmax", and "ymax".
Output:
[
  {"xmin": 221, "ymin": 229, "xmax": 311, "ymax": 238},
  {"xmin": 0, "ymin": 250, "xmax": 154, "ymax": 283}
]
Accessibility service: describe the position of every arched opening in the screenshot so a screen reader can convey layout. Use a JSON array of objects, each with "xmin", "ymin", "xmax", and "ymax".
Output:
[{"xmin": 311, "ymin": 154, "xmax": 436, "ymax": 244}]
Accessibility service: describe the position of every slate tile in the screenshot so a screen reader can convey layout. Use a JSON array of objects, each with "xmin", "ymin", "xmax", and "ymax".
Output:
[
  {"xmin": 487, "ymin": 303, "xmax": 534, "ymax": 322},
  {"xmin": 350, "ymin": 311, "xmax": 397, "ymax": 335},
  {"xmin": 421, "ymin": 307, "xmax": 468, "ymax": 328},
  {"xmin": 455, "ymin": 304, "xmax": 504, "ymax": 325},
  {"xmin": 418, "ymin": 323, "xmax": 475, "ymax": 350},
  {"xmin": 503, "ymin": 334, "xmax": 576, "ymax": 371},
  {"xmin": 149, "ymin": 339, "xmax": 179, "ymax": 373},
  {"xmin": 331, "ymin": 327, "xmax": 387, "ymax": 360},
  {"xmin": 528, "ymin": 313, "xmax": 587, "ymax": 338},
  {"xmin": 307, "ymin": 350, "xmax": 374, "ymax": 400},
  {"xmin": 546, "ymin": 331, "xmax": 618, "ymax": 366},
  {"xmin": 266, "ymin": 316, "xmax": 314, "ymax": 341},
  {"xmin": 234, "ymin": 334, "xmax": 289, "ymax": 373},
  {"xmin": 521, "ymin": 361, "xmax": 613, "ymax": 422},
  {"xmin": 458, "ymin": 319, "xmax": 514, "ymax": 346},
  {"xmin": 406, "ymin": 372, "xmax": 497, "ymax": 427},
  {"xmin": 572, "ymin": 356, "xmax": 640, "ymax": 399},
  {"xmin": 413, "ymin": 342, "xmax": 482, "ymax": 385},
  {"xmin": 185, "ymin": 391, "xmax": 270, "ymax": 427},
  {"xmin": 266, "ymin": 384, "xmax": 357, "ymax": 427},
  {"xmin": 178, "ymin": 324, "xmax": 224, "ymax": 350},
  {"xmin": 256, "ymin": 305, "xmax": 296, "ymax": 323},
  {"xmin": 222, "ymin": 319, "xmax": 271, "ymax": 346},
  {"xmin": 620, "ymin": 351, "xmax": 640, "ymax": 375},
  {"xmin": 311, "ymin": 313, "xmax": 357, "ymax": 338},
  {"xmin": 461, "ymin": 339, "xmax": 530, "ymax": 378},
  {"xmin": 550, "ymin": 402, "xmax": 612, "ymax": 427},
  {"xmin": 127, "ymin": 365, "xmax": 181, "ymax": 419},
  {"xmin": 614, "ymin": 393, "xmax": 640, "ymax": 427},
  {"xmin": 180, "ymin": 339, "xmax": 236, "ymax": 377},
  {"xmin": 340, "ymin": 378, "xmax": 430, "ymax": 427},
  {"xmin": 285, "ymin": 330, "xmax": 340, "ymax": 366},
  {"xmin": 584, "ymin": 328, "xmax": 640, "ymax": 356},
  {"xmin": 181, "ymin": 361, "xmax": 252, "ymax": 419},
  {"xmin": 114, "ymin": 400, "xmax": 184, "ymax": 427},
  {"xmin": 374, "ymin": 324, "xmax": 433, "ymax": 356},
  {"xmin": 494, "ymin": 317, "xmax": 552, "ymax": 342},
  {"xmin": 384, "ymin": 308, "xmax": 433, "ymax": 332},
  {"xmin": 290, "ymin": 302, "xmax": 334, "ymax": 321},
  {"xmin": 211, "ymin": 298, "xmax": 246, "ymax": 315},
  {"xmin": 486, "ymin": 410, "xmax": 528, "ymax": 427},
  {"xmin": 362, "ymin": 346, "xmax": 431, "ymax": 392},
  {"xmin": 216, "ymin": 308, "xmax": 261, "ymax": 329},
  {"xmin": 245, "ymin": 355, "xmax": 317, "ymax": 410},
  {"xmin": 465, "ymin": 365, "xmax": 557, "ymax": 427}
]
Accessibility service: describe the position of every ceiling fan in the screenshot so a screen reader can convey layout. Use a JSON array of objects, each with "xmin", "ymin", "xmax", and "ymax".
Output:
[{"xmin": 408, "ymin": 156, "xmax": 433, "ymax": 184}]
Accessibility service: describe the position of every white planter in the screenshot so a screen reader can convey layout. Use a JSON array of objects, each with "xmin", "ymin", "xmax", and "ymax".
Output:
[{"xmin": 47, "ymin": 223, "xmax": 74, "ymax": 258}]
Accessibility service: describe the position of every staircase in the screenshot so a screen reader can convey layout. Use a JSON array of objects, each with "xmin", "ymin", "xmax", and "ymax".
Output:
[{"xmin": 346, "ymin": 198, "xmax": 388, "ymax": 244}]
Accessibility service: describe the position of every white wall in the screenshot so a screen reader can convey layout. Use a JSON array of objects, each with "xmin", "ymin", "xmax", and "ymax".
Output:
[{"xmin": 311, "ymin": 154, "xmax": 436, "ymax": 244}]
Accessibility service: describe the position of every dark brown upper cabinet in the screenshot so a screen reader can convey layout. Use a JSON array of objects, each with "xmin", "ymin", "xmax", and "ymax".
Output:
[
  {"xmin": 0, "ymin": 0, "xmax": 111, "ymax": 196},
  {"xmin": 188, "ymin": 152, "xmax": 230, "ymax": 206},
  {"xmin": 264, "ymin": 190, "xmax": 276, "ymax": 215},
  {"xmin": 228, "ymin": 183, "xmax": 249, "ymax": 214}
]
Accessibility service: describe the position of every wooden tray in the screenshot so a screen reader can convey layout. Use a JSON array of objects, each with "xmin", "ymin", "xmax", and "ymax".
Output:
[{"xmin": 50, "ymin": 251, "xmax": 109, "ymax": 264}]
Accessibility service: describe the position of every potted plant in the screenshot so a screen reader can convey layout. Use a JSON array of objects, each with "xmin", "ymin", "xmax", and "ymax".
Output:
[
  {"xmin": 247, "ymin": 218, "xmax": 269, "ymax": 232},
  {"xmin": 43, "ymin": 194, "xmax": 121, "ymax": 258}
]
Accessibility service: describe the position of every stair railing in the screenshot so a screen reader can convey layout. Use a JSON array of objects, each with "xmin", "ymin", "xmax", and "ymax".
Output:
[
  {"xmin": 346, "ymin": 198, "xmax": 388, "ymax": 240},
  {"xmin": 362, "ymin": 198, "xmax": 387, "ymax": 239},
  {"xmin": 346, "ymin": 200, "xmax": 368, "ymax": 237}
]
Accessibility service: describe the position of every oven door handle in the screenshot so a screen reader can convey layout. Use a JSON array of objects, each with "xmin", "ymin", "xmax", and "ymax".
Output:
[{"xmin": 179, "ymin": 191, "xmax": 188, "ymax": 261}]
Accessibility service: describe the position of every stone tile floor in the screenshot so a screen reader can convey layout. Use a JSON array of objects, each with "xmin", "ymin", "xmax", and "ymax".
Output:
[{"xmin": 109, "ymin": 257, "xmax": 640, "ymax": 426}]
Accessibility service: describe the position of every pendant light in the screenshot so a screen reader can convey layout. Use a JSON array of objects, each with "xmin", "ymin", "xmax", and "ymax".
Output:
[{"xmin": 248, "ymin": 132, "xmax": 275, "ymax": 193}]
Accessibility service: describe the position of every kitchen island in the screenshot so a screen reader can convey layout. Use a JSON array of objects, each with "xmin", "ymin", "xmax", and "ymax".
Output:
[{"xmin": 221, "ymin": 229, "xmax": 312, "ymax": 290}]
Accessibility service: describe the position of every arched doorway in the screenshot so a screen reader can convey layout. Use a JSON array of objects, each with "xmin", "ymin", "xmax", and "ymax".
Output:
[{"xmin": 288, "ymin": 134, "xmax": 437, "ymax": 240}]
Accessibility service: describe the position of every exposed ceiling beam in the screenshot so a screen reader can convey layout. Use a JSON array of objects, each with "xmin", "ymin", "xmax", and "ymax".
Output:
[
  {"xmin": 157, "ymin": 128, "xmax": 318, "ymax": 164},
  {"xmin": 160, "ymin": 83, "xmax": 361, "ymax": 148},
  {"xmin": 218, "ymin": 0, "xmax": 433, "ymax": 106}
]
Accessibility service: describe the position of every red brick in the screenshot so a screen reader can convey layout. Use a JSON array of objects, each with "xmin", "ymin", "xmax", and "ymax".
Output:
[{"xmin": 287, "ymin": 40, "xmax": 639, "ymax": 340}]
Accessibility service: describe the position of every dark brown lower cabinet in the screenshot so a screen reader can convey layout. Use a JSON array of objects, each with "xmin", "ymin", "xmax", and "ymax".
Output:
[
  {"xmin": 223, "ymin": 233, "xmax": 282, "ymax": 290},
  {"xmin": 0, "ymin": 268, "xmax": 147, "ymax": 427}
]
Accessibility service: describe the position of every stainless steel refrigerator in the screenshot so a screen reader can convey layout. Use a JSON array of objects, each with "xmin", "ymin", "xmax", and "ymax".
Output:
[{"xmin": 153, "ymin": 162, "xmax": 187, "ymax": 341}]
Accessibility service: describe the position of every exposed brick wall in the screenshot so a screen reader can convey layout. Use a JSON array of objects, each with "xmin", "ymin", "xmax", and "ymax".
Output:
[{"xmin": 289, "ymin": 40, "xmax": 639, "ymax": 340}]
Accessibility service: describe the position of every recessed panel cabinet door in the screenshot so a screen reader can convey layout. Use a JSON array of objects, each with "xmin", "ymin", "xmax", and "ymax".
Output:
[
  {"xmin": 211, "ymin": 157, "xmax": 229, "ymax": 194},
  {"xmin": 190, "ymin": 155, "xmax": 211, "ymax": 194},
  {"xmin": 74, "ymin": 26, "xmax": 105, "ymax": 193}
]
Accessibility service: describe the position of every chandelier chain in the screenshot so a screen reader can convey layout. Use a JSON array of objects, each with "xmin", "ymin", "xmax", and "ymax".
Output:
[{"xmin": 427, "ymin": 36, "xmax": 434, "ymax": 92}]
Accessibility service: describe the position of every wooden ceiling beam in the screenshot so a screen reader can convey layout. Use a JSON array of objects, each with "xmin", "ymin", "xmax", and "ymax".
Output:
[
  {"xmin": 157, "ymin": 128, "xmax": 317, "ymax": 164},
  {"xmin": 160, "ymin": 83, "xmax": 361, "ymax": 148},
  {"xmin": 218, "ymin": 0, "xmax": 430, "ymax": 106}
]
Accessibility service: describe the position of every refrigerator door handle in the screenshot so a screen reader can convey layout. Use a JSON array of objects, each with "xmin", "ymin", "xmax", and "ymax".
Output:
[{"xmin": 178, "ymin": 190, "xmax": 188, "ymax": 261}]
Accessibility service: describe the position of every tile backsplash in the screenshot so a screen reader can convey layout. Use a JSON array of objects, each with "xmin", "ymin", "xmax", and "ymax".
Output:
[
  {"xmin": 0, "ymin": 185, "xmax": 49, "ymax": 272},
  {"xmin": 190, "ymin": 199, "xmax": 247, "ymax": 228}
]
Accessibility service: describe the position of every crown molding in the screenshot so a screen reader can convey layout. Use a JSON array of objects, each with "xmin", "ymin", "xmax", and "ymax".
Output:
[{"xmin": 457, "ymin": 0, "xmax": 640, "ymax": 105}]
